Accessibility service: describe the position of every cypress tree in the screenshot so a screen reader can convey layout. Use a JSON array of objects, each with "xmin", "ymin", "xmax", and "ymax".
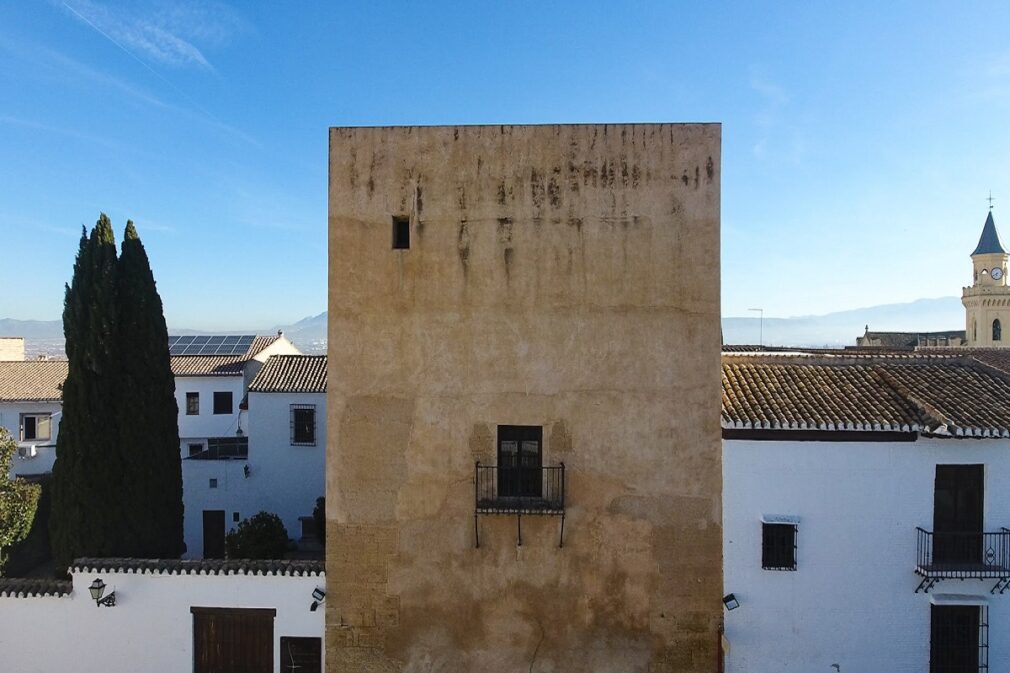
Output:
[
  {"xmin": 50, "ymin": 215, "xmax": 127, "ymax": 572},
  {"xmin": 116, "ymin": 221, "xmax": 184, "ymax": 557}
]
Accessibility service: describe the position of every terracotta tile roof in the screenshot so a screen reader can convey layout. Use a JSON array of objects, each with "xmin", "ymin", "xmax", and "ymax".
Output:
[
  {"xmin": 959, "ymin": 349, "xmax": 1010, "ymax": 376},
  {"xmin": 0, "ymin": 360, "xmax": 68, "ymax": 402},
  {"xmin": 722, "ymin": 354, "xmax": 1010, "ymax": 437},
  {"xmin": 247, "ymin": 335, "xmax": 280, "ymax": 358},
  {"xmin": 71, "ymin": 557, "xmax": 324, "ymax": 576},
  {"xmin": 0, "ymin": 578, "xmax": 72, "ymax": 597},
  {"xmin": 249, "ymin": 355, "xmax": 327, "ymax": 393},
  {"xmin": 170, "ymin": 356, "xmax": 246, "ymax": 377}
]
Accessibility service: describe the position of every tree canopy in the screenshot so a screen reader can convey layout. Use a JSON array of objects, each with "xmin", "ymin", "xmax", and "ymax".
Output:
[
  {"xmin": 0, "ymin": 429, "xmax": 41, "ymax": 574},
  {"xmin": 50, "ymin": 214, "xmax": 183, "ymax": 572}
]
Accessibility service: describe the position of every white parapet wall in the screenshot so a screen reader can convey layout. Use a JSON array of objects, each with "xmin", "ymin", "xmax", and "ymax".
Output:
[{"xmin": 0, "ymin": 559, "xmax": 325, "ymax": 673}]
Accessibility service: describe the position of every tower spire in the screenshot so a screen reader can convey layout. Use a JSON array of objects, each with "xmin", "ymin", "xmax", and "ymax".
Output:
[{"xmin": 972, "ymin": 209, "xmax": 1006, "ymax": 256}]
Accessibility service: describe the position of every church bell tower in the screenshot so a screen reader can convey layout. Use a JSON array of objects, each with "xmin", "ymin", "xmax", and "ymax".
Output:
[{"xmin": 962, "ymin": 210, "xmax": 1010, "ymax": 346}]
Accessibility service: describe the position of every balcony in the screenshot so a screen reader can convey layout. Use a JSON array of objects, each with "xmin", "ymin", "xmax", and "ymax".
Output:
[
  {"xmin": 473, "ymin": 463, "xmax": 565, "ymax": 547},
  {"xmin": 474, "ymin": 463, "xmax": 565, "ymax": 514},
  {"xmin": 186, "ymin": 437, "xmax": 249, "ymax": 461},
  {"xmin": 915, "ymin": 527, "xmax": 1010, "ymax": 593}
]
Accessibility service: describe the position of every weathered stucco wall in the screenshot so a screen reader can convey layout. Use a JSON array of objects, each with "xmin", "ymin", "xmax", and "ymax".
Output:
[{"xmin": 327, "ymin": 123, "xmax": 722, "ymax": 672}]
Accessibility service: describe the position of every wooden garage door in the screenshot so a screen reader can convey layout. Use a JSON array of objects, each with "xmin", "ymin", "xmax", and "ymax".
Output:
[{"xmin": 192, "ymin": 607, "xmax": 275, "ymax": 673}]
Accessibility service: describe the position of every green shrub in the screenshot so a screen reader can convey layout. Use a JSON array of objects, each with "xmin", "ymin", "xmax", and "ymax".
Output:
[{"xmin": 225, "ymin": 512, "xmax": 289, "ymax": 560}]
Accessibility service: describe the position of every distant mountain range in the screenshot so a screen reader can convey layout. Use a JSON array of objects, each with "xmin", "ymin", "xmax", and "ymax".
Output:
[
  {"xmin": 1, "ymin": 297, "xmax": 965, "ymax": 357},
  {"xmin": 722, "ymin": 296, "xmax": 964, "ymax": 347},
  {"xmin": 0, "ymin": 312, "xmax": 329, "ymax": 358}
]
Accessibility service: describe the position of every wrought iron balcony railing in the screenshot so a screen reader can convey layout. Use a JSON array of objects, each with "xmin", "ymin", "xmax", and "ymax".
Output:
[
  {"xmin": 474, "ymin": 463, "xmax": 565, "ymax": 514},
  {"xmin": 915, "ymin": 527, "xmax": 1010, "ymax": 584}
]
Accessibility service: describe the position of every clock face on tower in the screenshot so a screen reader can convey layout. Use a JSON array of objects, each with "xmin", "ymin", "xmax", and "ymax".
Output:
[{"xmin": 993, "ymin": 268, "xmax": 1004, "ymax": 280}]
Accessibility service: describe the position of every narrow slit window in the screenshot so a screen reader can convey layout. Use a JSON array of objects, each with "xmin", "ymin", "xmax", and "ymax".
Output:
[{"xmin": 392, "ymin": 216, "xmax": 410, "ymax": 250}]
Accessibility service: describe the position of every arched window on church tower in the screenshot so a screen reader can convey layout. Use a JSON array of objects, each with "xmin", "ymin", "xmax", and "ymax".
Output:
[
  {"xmin": 994, "ymin": 319, "xmax": 1002, "ymax": 342},
  {"xmin": 974, "ymin": 321, "xmax": 978, "ymax": 341}
]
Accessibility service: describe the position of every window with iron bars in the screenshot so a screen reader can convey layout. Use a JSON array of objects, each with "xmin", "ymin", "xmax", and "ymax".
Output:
[
  {"xmin": 930, "ymin": 604, "xmax": 988, "ymax": 673},
  {"xmin": 291, "ymin": 405, "xmax": 316, "ymax": 446},
  {"xmin": 762, "ymin": 523, "xmax": 797, "ymax": 570}
]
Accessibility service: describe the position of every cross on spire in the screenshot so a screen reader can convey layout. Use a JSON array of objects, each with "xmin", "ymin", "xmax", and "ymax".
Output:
[{"xmin": 988, "ymin": 191, "xmax": 995, "ymax": 211}]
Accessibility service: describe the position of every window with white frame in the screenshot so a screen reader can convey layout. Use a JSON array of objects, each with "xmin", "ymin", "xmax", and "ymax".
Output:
[
  {"xmin": 291, "ymin": 405, "xmax": 316, "ymax": 446},
  {"xmin": 20, "ymin": 413, "xmax": 52, "ymax": 442}
]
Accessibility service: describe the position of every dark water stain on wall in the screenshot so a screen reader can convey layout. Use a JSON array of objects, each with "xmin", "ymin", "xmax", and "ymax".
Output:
[
  {"xmin": 530, "ymin": 170, "xmax": 545, "ymax": 209},
  {"xmin": 457, "ymin": 221, "xmax": 470, "ymax": 275}
]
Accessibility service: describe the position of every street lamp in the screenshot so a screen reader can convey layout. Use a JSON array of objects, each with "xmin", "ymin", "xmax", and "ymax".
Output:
[
  {"xmin": 88, "ymin": 578, "xmax": 116, "ymax": 607},
  {"xmin": 748, "ymin": 308, "xmax": 764, "ymax": 347},
  {"xmin": 310, "ymin": 587, "xmax": 325, "ymax": 612}
]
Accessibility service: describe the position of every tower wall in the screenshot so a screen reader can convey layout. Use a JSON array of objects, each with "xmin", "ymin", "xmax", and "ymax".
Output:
[{"xmin": 326, "ymin": 124, "xmax": 723, "ymax": 672}]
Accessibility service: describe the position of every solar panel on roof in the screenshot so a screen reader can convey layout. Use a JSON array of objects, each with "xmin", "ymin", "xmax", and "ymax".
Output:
[{"xmin": 168, "ymin": 335, "xmax": 256, "ymax": 356}]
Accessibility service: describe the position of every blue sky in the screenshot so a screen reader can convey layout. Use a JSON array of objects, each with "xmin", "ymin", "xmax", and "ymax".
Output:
[{"xmin": 2, "ymin": 1, "xmax": 1010, "ymax": 329}]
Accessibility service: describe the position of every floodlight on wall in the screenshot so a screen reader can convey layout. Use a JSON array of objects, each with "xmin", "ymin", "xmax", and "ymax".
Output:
[
  {"xmin": 89, "ymin": 578, "xmax": 116, "ymax": 607},
  {"xmin": 722, "ymin": 593, "xmax": 739, "ymax": 611},
  {"xmin": 310, "ymin": 587, "xmax": 326, "ymax": 612}
]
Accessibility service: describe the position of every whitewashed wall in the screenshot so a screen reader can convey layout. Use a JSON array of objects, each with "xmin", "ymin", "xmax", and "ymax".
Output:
[
  {"xmin": 246, "ymin": 391, "xmax": 326, "ymax": 539},
  {"xmin": 1, "ymin": 402, "xmax": 61, "ymax": 476},
  {"xmin": 0, "ymin": 569, "xmax": 324, "ymax": 673},
  {"xmin": 174, "ymin": 375, "xmax": 247, "ymax": 451},
  {"xmin": 180, "ymin": 390, "xmax": 325, "ymax": 558},
  {"xmin": 182, "ymin": 460, "xmax": 249, "ymax": 558},
  {"xmin": 724, "ymin": 437, "xmax": 1010, "ymax": 672}
]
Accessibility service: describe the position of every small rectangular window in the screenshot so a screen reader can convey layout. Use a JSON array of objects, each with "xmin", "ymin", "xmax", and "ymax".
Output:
[
  {"xmin": 233, "ymin": 512, "xmax": 240, "ymax": 522},
  {"xmin": 20, "ymin": 414, "xmax": 52, "ymax": 442},
  {"xmin": 281, "ymin": 637, "xmax": 322, "ymax": 673},
  {"xmin": 188, "ymin": 443, "xmax": 204, "ymax": 457},
  {"xmin": 186, "ymin": 392, "xmax": 199, "ymax": 415},
  {"xmin": 213, "ymin": 392, "xmax": 233, "ymax": 415},
  {"xmin": 762, "ymin": 523, "xmax": 797, "ymax": 570},
  {"xmin": 209, "ymin": 478, "xmax": 218, "ymax": 489},
  {"xmin": 392, "ymin": 215, "xmax": 410, "ymax": 249},
  {"xmin": 291, "ymin": 405, "xmax": 316, "ymax": 445},
  {"xmin": 930, "ymin": 604, "xmax": 985, "ymax": 672}
]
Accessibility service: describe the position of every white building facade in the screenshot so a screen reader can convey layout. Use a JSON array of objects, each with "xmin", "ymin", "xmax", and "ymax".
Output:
[
  {"xmin": 0, "ymin": 558, "xmax": 324, "ymax": 673},
  {"xmin": 0, "ymin": 360, "xmax": 67, "ymax": 477},
  {"xmin": 182, "ymin": 354, "xmax": 326, "ymax": 559},
  {"xmin": 722, "ymin": 352, "xmax": 1010, "ymax": 672}
]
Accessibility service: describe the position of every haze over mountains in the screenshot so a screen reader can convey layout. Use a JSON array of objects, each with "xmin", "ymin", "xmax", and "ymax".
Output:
[{"xmin": 2, "ymin": 297, "xmax": 965, "ymax": 358}]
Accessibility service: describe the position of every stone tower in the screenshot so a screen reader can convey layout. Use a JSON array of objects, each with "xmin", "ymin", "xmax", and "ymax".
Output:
[
  {"xmin": 963, "ymin": 210, "xmax": 1010, "ymax": 346},
  {"xmin": 327, "ymin": 124, "xmax": 723, "ymax": 672}
]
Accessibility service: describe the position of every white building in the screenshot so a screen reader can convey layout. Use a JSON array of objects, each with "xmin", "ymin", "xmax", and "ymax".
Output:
[
  {"xmin": 722, "ymin": 351, "xmax": 1010, "ymax": 672},
  {"xmin": 0, "ymin": 333, "xmax": 325, "ymax": 561},
  {"xmin": 173, "ymin": 333, "xmax": 301, "ymax": 459},
  {"xmin": 0, "ymin": 360, "xmax": 67, "ymax": 476},
  {"xmin": 0, "ymin": 558, "xmax": 324, "ymax": 673},
  {"xmin": 181, "ymin": 354, "xmax": 326, "ymax": 559}
]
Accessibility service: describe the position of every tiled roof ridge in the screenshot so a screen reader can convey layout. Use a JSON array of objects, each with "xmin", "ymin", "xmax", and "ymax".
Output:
[
  {"xmin": 70, "ymin": 557, "xmax": 325, "ymax": 576},
  {"xmin": 246, "ymin": 334, "xmax": 281, "ymax": 359},
  {"xmin": 871, "ymin": 367, "xmax": 947, "ymax": 434},
  {"xmin": 248, "ymin": 354, "xmax": 327, "ymax": 393},
  {"xmin": 968, "ymin": 354, "xmax": 1010, "ymax": 380},
  {"xmin": 721, "ymin": 352, "xmax": 963, "ymax": 365},
  {"xmin": 0, "ymin": 578, "xmax": 72, "ymax": 598}
]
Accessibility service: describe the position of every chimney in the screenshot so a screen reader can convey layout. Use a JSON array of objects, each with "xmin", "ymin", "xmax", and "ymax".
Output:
[{"xmin": 0, "ymin": 337, "xmax": 25, "ymax": 361}]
